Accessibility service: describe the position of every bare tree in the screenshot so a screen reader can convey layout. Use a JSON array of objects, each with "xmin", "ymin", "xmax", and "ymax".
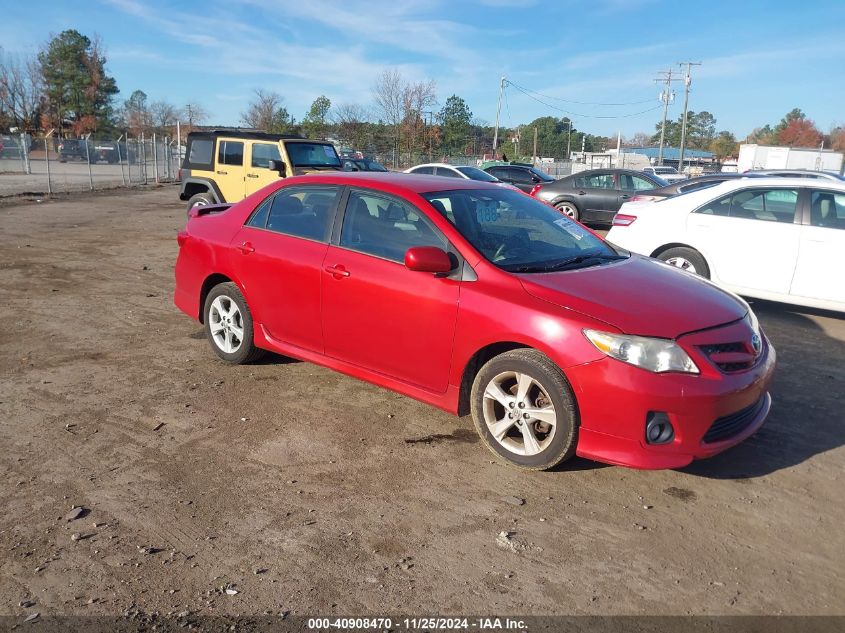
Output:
[
  {"xmin": 401, "ymin": 79, "xmax": 436, "ymax": 159},
  {"xmin": 0, "ymin": 48, "xmax": 43, "ymax": 131},
  {"xmin": 332, "ymin": 102, "xmax": 370, "ymax": 149},
  {"xmin": 372, "ymin": 69, "xmax": 404, "ymax": 164},
  {"xmin": 241, "ymin": 89, "xmax": 283, "ymax": 130},
  {"xmin": 150, "ymin": 100, "xmax": 178, "ymax": 131},
  {"xmin": 182, "ymin": 102, "xmax": 208, "ymax": 128}
]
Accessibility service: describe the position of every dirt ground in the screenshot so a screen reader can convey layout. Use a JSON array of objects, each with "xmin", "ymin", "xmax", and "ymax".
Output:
[{"xmin": 0, "ymin": 187, "xmax": 843, "ymax": 623}]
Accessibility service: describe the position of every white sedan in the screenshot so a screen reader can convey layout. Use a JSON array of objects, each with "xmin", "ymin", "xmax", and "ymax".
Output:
[
  {"xmin": 606, "ymin": 177, "xmax": 845, "ymax": 312},
  {"xmin": 405, "ymin": 163, "xmax": 520, "ymax": 191}
]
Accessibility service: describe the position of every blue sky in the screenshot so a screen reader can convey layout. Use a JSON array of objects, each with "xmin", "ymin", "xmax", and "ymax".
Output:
[{"xmin": 3, "ymin": 0, "xmax": 844, "ymax": 138}]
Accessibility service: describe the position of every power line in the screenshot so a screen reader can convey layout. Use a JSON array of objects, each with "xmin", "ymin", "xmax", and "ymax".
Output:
[
  {"xmin": 505, "ymin": 79, "xmax": 655, "ymax": 107},
  {"xmin": 507, "ymin": 81, "xmax": 663, "ymax": 120}
]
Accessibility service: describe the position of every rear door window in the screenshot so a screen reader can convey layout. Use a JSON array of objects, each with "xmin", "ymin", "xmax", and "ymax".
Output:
[
  {"xmin": 619, "ymin": 174, "xmax": 656, "ymax": 191},
  {"xmin": 507, "ymin": 168, "xmax": 532, "ymax": 185},
  {"xmin": 698, "ymin": 189, "xmax": 798, "ymax": 222},
  {"xmin": 435, "ymin": 166, "xmax": 462, "ymax": 178},
  {"xmin": 218, "ymin": 140, "xmax": 244, "ymax": 166},
  {"xmin": 410, "ymin": 166, "xmax": 435, "ymax": 175},
  {"xmin": 261, "ymin": 185, "xmax": 339, "ymax": 242},
  {"xmin": 575, "ymin": 173, "xmax": 614, "ymax": 189}
]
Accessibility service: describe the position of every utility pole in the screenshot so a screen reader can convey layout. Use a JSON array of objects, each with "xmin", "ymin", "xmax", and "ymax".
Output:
[
  {"xmin": 677, "ymin": 61, "xmax": 701, "ymax": 173},
  {"xmin": 492, "ymin": 76, "xmax": 506, "ymax": 159},
  {"xmin": 654, "ymin": 68, "xmax": 679, "ymax": 166},
  {"xmin": 566, "ymin": 119, "xmax": 573, "ymax": 159},
  {"xmin": 533, "ymin": 126, "xmax": 538, "ymax": 164}
]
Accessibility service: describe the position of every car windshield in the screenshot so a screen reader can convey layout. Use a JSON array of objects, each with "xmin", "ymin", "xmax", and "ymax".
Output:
[
  {"xmin": 362, "ymin": 160, "xmax": 388, "ymax": 171},
  {"xmin": 423, "ymin": 188, "xmax": 625, "ymax": 273},
  {"xmin": 456, "ymin": 166, "xmax": 500, "ymax": 182},
  {"xmin": 286, "ymin": 142, "xmax": 341, "ymax": 168},
  {"xmin": 530, "ymin": 167, "xmax": 554, "ymax": 181}
]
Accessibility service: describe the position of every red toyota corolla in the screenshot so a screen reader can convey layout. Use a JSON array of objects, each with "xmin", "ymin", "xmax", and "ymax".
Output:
[{"xmin": 174, "ymin": 172, "xmax": 775, "ymax": 470}]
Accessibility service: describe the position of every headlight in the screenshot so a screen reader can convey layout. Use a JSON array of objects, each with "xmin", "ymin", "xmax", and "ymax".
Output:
[{"xmin": 583, "ymin": 329, "xmax": 699, "ymax": 374}]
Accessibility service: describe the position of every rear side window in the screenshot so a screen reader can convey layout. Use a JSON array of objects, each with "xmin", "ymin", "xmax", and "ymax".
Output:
[
  {"xmin": 507, "ymin": 168, "xmax": 532, "ymax": 185},
  {"xmin": 618, "ymin": 174, "xmax": 655, "ymax": 191},
  {"xmin": 435, "ymin": 167, "xmax": 462, "ymax": 178},
  {"xmin": 218, "ymin": 140, "xmax": 244, "ymax": 166},
  {"xmin": 576, "ymin": 173, "xmax": 614, "ymax": 189},
  {"xmin": 186, "ymin": 138, "xmax": 213, "ymax": 167},
  {"xmin": 262, "ymin": 185, "xmax": 339, "ymax": 241},
  {"xmin": 410, "ymin": 166, "xmax": 435, "ymax": 175},
  {"xmin": 697, "ymin": 189, "xmax": 798, "ymax": 222},
  {"xmin": 251, "ymin": 142, "xmax": 281, "ymax": 168}
]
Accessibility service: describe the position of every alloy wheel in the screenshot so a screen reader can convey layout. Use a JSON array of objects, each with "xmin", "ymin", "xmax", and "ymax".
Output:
[
  {"xmin": 208, "ymin": 295, "xmax": 244, "ymax": 354},
  {"xmin": 481, "ymin": 371, "xmax": 557, "ymax": 456}
]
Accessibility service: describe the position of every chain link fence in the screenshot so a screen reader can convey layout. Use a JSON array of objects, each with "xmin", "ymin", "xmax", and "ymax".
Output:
[{"xmin": 0, "ymin": 133, "xmax": 181, "ymax": 198}]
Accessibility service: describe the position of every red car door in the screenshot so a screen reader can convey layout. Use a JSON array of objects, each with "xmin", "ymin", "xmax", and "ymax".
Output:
[
  {"xmin": 229, "ymin": 185, "xmax": 339, "ymax": 353},
  {"xmin": 321, "ymin": 189, "xmax": 461, "ymax": 392}
]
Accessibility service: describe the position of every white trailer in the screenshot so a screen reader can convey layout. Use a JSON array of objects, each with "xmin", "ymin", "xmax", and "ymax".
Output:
[{"xmin": 738, "ymin": 144, "xmax": 843, "ymax": 173}]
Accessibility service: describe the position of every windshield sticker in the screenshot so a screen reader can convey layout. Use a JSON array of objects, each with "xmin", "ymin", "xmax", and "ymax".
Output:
[
  {"xmin": 554, "ymin": 217, "xmax": 586, "ymax": 240},
  {"xmin": 476, "ymin": 202, "xmax": 499, "ymax": 223}
]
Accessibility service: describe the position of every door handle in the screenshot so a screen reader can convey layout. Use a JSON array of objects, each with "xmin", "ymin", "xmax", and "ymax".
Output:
[
  {"xmin": 325, "ymin": 265, "xmax": 350, "ymax": 278},
  {"xmin": 577, "ymin": 190, "xmax": 586, "ymax": 195},
  {"xmin": 216, "ymin": 170, "xmax": 228, "ymax": 175},
  {"xmin": 237, "ymin": 241, "xmax": 255, "ymax": 255},
  {"xmin": 246, "ymin": 173, "xmax": 259, "ymax": 178},
  {"xmin": 620, "ymin": 194, "xmax": 631, "ymax": 199}
]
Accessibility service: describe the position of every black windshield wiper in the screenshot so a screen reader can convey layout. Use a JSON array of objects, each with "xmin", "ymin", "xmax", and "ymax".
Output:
[{"xmin": 511, "ymin": 253, "xmax": 625, "ymax": 273}]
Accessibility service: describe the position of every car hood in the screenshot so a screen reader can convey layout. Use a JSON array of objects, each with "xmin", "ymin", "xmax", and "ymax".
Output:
[{"xmin": 518, "ymin": 255, "xmax": 746, "ymax": 338}]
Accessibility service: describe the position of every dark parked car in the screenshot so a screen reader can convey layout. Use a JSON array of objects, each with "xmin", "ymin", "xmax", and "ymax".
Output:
[
  {"xmin": 484, "ymin": 163, "xmax": 555, "ymax": 193},
  {"xmin": 531, "ymin": 168, "xmax": 667, "ymax": 224},
  {"xmin": 0, "ymin": 135, "xmax": 24, "ymax": 159},
  {"xmin": 627, "ymin": 173, "xmax": 751, "ymax": 202},
  {"xmin": 342, "ymin": 158, "xmax": 388, "ymax": 172},
  {"xmin": 58, "ymin": 139, "xmax": 129, "ymax": 163}
]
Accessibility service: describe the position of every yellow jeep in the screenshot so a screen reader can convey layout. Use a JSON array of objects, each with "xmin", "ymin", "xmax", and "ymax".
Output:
[{"xmin": 179, "ymin": 130, "xmax": 343, "ymax": 211}]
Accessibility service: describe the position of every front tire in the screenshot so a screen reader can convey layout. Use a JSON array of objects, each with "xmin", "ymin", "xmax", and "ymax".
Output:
[
  {"xmin": 186, "ymin": 192, "xmax": 215, "ymax": 214},
  {"xmin": 555, "ymin": 200, "xmax": 580, "ymax": 221},
  {"xmin": 470, "ymin": 349, "xmax": 579, "ymax": 471},
  {"xmin": 203, "ymin": 283, "xmax": 265, "ymax": 364},
  {"xmin": 656, "ymin": 246, "xmax": 710, "ymax": 279}
]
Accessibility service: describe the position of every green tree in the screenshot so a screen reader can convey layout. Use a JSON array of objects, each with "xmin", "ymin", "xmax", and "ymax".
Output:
[
  {"xmin": 437, "ymin": 94, "xmax": 472, "ymax": 155},
  {"xmin": 302, "ymin": 95, "xmax": 331, "ymax": 139},
  {"xmin": 650, "ymin": 111, "xmax": 717, "ymax": 150},
  {"xmin": 709, "ymin": 130, "xmax": 737, "ymax": 159},
  {"xmin": 123, "ymin": 89, "xmax": 150, "ymax": 135},
  {"xmin": 774, "ymin": 108, "xmax": 805, "ymax": 135},
  {"xmin": 38, "ymin": 30, "xmax": 118, "ymax": 135}
]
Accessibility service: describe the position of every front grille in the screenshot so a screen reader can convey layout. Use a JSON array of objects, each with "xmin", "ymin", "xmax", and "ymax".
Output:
[
  {"xmin": 698, "ymin": 341, "xmax": 757, "ymax": 373},
  {"xmin": 702, "ymin": 397, "xmax": 766, "ymax": 444}
]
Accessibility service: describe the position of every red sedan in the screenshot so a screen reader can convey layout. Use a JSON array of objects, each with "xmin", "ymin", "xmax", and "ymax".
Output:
[{"xmin": 174, "ymin": 172, "xmax": 775, "ymax": 470}]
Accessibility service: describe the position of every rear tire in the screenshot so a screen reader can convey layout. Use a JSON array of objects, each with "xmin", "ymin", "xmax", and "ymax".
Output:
[
  {"xmin": 656, "ymin": 246, "xmax": 710, "ymax": 279},
  {"xmin": 186, "ymin": 192, "xmax": 215, "ymax": 214},
  {"xmin": 555, "ymin": 200, "xmax": 580, "ymax": 221},
  {"xmin": 203, "ymin": 283, "xmax": 265, "ymax": 364},
  {"xmin": 470, "ymin": 349, "xmax": 579, "ymax": 471}
]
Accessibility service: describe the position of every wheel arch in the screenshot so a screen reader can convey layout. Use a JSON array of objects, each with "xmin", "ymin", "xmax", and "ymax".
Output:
[
  {"xmin": 649, "ymin": 242, "xmax": 701, "ymax": 258},
  {"xmin": 181, "ymin": 178, "xmax": 224, "ymax": 203},
  {"xmin": 198, "ymin": 273, "xmax": 239, "ymax": 323},
  {"xmin": 457, "ymin": 341, "xmax": 532, "ymax": 416}
]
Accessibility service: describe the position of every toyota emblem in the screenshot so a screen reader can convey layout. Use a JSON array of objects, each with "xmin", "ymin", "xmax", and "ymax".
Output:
[{"xmin": 751, "ymin": 333, "xmax": 762, "ymax": 355}]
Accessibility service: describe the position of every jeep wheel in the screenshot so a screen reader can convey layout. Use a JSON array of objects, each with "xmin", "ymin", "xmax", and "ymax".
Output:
[{"xmin": 186, "ymin": 192, "xmax": 215, "ymax": 214}]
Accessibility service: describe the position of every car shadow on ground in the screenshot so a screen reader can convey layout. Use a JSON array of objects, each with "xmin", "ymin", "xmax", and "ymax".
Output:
[{"xmin": 682, "ymin": 300, "xmax": 844, "ymax": 480}]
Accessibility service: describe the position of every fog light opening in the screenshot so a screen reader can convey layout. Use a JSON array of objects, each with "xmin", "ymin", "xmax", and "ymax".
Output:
[{"xmin": 645, "ymin": 412, "xmax": 675, "ymax": 445}]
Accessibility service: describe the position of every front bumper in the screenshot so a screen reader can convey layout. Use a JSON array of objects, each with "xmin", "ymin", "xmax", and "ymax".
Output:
[{"xmin": 565, "ymin": 327, "xmax": 776, "ymax": 469}]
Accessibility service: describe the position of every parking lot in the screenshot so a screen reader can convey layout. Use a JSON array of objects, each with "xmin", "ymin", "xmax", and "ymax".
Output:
[{"xmin": 0, "ymin": 187, "xmax": 843, "ymax": 619}]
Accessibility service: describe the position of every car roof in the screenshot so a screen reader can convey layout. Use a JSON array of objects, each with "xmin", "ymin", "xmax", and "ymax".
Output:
[
  {"xmin": 282, "ymin": 171, "xmax": 503, "ymax": 194},
  {"xmin": 409, "ymin": 163, "xmax": 458, "ymax": 169},
  {"xmin": 186, "ymin": 130, "xmax": 331, "ymax": 142}
]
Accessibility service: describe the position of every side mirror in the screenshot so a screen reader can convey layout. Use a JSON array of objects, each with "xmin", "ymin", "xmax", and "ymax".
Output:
[
  {"xmin": 404, "ymin": 246, "xmax": 454, "ymax": 274},
  {"xmin": 268, "ymin": 159, "xmax": 286, "ymax": 176}
]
